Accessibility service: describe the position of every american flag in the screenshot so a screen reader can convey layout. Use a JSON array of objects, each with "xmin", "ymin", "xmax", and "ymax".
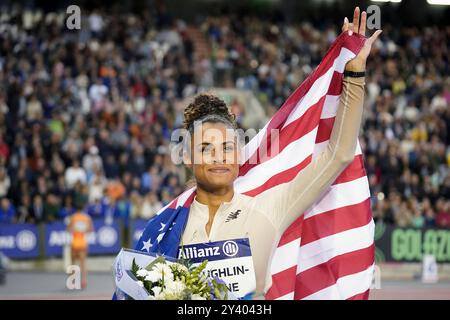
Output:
[
  {"xmin": 244, "ymin": 31, "xmax": 375, "ymax": 300},
  {"xmin": 135, "ymin": 31, "xmax": 374, "ymax": 300}
]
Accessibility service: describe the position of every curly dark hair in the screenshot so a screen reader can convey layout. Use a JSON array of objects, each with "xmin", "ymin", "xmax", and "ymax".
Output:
[{"xmin": 183, "ymin": 93, "xmax": 237, "ymax": 133}]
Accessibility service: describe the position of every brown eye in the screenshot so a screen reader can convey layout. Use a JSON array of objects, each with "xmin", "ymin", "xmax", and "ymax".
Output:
[
  {"xmin": 201, "ymin": 145, "xmax": 213, "ymax": 154},
  {"xmin": 224, "ymin": 144, "xmax": 234, "ymax": 152}
]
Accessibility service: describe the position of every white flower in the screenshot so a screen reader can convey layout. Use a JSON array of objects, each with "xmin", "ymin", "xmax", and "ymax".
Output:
[
  {"xmin": 156, "ymin": 291, "xmax": 184, "ymax": 300},
  {"xmin": 165, "ymin": 280, "xmax": 186, "ymax": 295},
  {"xmin": 145, "ymin": 270, "xmax": 161, "ymax": 283},
  {"xmin": 191, "ymin": 294, "xmax": 207, "ymax": 300},
  {"xmin": 136, "ymin": 280, "xmax": 144, "ymax": 288},
  {"xmin": 152, "ymin": 286, "xmax": 163, "ymax": 298},
  {"xmin": 171, "ymin": 263, "xmax": 188, "ymax": 273},
  {"xmin": 136, "ymin": 269, "xmax": 148, "ymax": 278},
  {"xmin": 153, "ymin": 262, "xmax": 174, "ymax": 281}
]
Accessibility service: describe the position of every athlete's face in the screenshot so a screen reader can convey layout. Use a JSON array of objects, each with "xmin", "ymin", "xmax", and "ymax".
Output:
[{"xmin": 186, "ymin": 122, "xmax": 240, "ymax": 191}]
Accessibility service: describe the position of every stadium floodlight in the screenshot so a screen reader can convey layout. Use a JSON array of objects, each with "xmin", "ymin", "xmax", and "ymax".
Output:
[{"xmin": 427, "ymin": 0, "xmax": 450, "ymax": 5}]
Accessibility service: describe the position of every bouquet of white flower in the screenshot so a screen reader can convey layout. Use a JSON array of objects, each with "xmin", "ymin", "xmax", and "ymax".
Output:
[
  {"xmin": 130, "ymin": 256, "xmax": 231, "ymax": 300},
  {"xmin": 113, "ymin": 237, "xmax": 256, "ymax": 300}
]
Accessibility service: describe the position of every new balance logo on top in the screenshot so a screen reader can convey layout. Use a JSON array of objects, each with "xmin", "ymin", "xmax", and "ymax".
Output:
[{"xmin": 225, "ymin": 209, "xmax": 242, "ymax": 223}]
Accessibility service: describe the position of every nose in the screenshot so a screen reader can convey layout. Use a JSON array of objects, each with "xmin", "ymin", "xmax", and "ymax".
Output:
[{"xmin": 211, "ymin": 149, "xmax": 226, "ymax": 164}]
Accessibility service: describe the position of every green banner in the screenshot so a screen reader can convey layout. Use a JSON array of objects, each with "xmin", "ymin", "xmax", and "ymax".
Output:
[{"xmin": 374, "ymin": 223, "xmax": 450, "ymax": 263}]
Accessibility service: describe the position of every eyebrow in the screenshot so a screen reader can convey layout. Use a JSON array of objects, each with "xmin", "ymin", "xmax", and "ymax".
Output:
[{"xmin": 196, "ymin": 140, "xmax": 235, "ymax": 147}]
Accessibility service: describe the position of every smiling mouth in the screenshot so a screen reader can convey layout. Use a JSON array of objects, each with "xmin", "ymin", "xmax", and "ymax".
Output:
[{"xmin": 208, "ymin": 167, "xmax": 230, "ymax": 174}]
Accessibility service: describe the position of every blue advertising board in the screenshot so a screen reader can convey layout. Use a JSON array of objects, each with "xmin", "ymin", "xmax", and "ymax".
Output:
[
  {"xmin": 45, "ymin": 218, "xmax": 122, "ymax": 256},
  {"xmin": 0, "ymin": 223, "xmax": 40, "ymax": 258}
]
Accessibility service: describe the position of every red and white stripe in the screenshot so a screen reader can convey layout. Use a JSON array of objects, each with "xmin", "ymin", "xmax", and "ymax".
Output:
[
  {"xmin": 171, "ymin": 32, "xmax": 373, "ymax": 300},
  {"xmin": 238, "ymin": 32, "xmax": 374, "ymax": 300}
]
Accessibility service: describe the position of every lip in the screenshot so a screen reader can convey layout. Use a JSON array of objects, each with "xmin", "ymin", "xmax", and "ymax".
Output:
[{"xmin": 207, "ymin": 167, "xmax": 231, "ymax": 174}]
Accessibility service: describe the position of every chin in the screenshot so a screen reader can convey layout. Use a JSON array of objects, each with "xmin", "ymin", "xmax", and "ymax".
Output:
[
  {"xmin": 207, "ymin": 177, "xmax": 234, "ymax": 188},
  {"xmin": 202, "ymin": 174, "xmax": 235, "ymax": 189}
]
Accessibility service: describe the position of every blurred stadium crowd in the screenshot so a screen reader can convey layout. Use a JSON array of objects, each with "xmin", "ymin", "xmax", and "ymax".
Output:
[{"xmin": 0, "ymin": 5, "xmax": 449, "ymax": 230}]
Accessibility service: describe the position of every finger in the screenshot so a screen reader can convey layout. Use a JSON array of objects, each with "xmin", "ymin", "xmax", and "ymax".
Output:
[
  {"xmin": 342, "ymin": 17, "xmax": 349, "ymax": 32},
  {"xmin": 352, "ymin": 7, "xmax": 360, "ymax": 34},
  {"xmin": 348, "ymin": 22, "xmax": 354, "ymax": 35},
  {"xmin": 367, "ymin": 29, "xmax": 383, "ymax": 45},
  {"xmin": 359, "ymin": 11, "xmax": 366, "ymax": 36}
]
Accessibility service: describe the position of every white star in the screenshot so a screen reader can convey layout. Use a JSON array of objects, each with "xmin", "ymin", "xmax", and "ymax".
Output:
[
  {"xmin": 158, "ymin": 223, "xmax": 166, "ymax": 232},
  {"xmin": 156, "ymin": 232, "xmax": 165, "ymax": 243},
  {"xmin": 168, "ymin": 222, "xmax": 176, "ymax": 231},
  {"xmin": 141, "ymin": 239, "xmax": 152, "ymax": 252}
]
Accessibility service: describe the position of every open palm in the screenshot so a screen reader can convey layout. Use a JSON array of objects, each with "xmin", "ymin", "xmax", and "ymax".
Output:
[{"xmin": 342, "ymin": 7, "xmax": 383, "ymax": 72}]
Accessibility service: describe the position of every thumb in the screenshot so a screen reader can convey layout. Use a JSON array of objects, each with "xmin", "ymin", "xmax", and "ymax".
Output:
[
  {"xmin": 342, "ymin": 17, "xmax": 349, "ymax": 32},
  {"xmin": 367, "ymin": 29, "xmax": 382, "ymax": 45}
]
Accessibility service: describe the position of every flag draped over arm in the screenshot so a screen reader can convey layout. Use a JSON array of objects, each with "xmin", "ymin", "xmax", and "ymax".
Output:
[{"xmin": 134, "ymin": 31, "xmax": 374, "ymax": 300}]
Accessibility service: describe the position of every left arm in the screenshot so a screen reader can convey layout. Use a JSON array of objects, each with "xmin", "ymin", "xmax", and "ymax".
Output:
[
  {"xmin": 254, "ymin": 7, "xmax": 382, "ymax": 232},
  {"xmin": 255, "ymin": 75, "xmax": 365, "ymax": 232}
]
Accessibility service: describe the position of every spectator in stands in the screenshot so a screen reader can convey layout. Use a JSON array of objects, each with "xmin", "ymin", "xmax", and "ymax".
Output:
[
  {"xmin": 0, "ymin": 198, "xmax": 16, "ymax": 224},
  {"xmin": 86, "ymin": 198, "xmax": 106, "ymax": 219},
  {"xmin": 16, "ymin": 194, "xmax": 31, "ymax": 223},
  {"xmin": 436, "ymin": 199, "xmax": 450, "ymax": 228},
  {"xmin": 72, "ymin": 181, "xmax": 89, "ymax": 210},
  {"xmin": 395, "ymin": 201, "xmax": 413, "ymax": 228},
  {"xmin": 88, "ymin": 170, "xmax": 107, "ymax": 203},
  {"xmin": 44, "ymin": 193, "xmax": 60, "ymax": 222},
  {"xmin": 0, "ymin": 5, "xmax": 446, "ymax": 233},
  {"xmin": 140, "ymin": 191, "xmax": 163, "ymax": 220},
  {"xmin": 30, "ymin": 195, "xmax": 44, "ymax": 224},
  {"xmin": 82, "ymin": 146, "xmax": 103, "ymax": 180},
  {"xmin": 65, "ymin": 160, "xmax": 87, "ymax": 190},
  {"xmin": 129, "ymin": 191, "xmax": 143, "ymax": 220},
  {"xmin": 59, "ymin": 196, "xmax": 76, "ymax": 220},
  {"xmin": 0, "ymin": 167, "xmax": 10, "ymax": 198}
]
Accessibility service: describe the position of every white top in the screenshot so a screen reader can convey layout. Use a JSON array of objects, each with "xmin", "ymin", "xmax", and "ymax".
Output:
[
  {"xmin": 65, "ymin": 167, "xmax": 87, "ymax": 188},
  {"xmin": 181, "ymin": 77, "xmax": 367, "ymax": 297}
]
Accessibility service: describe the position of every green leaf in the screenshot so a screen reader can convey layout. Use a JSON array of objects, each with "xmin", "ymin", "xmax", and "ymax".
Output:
[
  {"xmin": 178, "ymin": 241, "xmax": 194, "ymax": 270},
  {"xmin": 131, "ymin": 258, "xmax": 139, "ymax": 276}
]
